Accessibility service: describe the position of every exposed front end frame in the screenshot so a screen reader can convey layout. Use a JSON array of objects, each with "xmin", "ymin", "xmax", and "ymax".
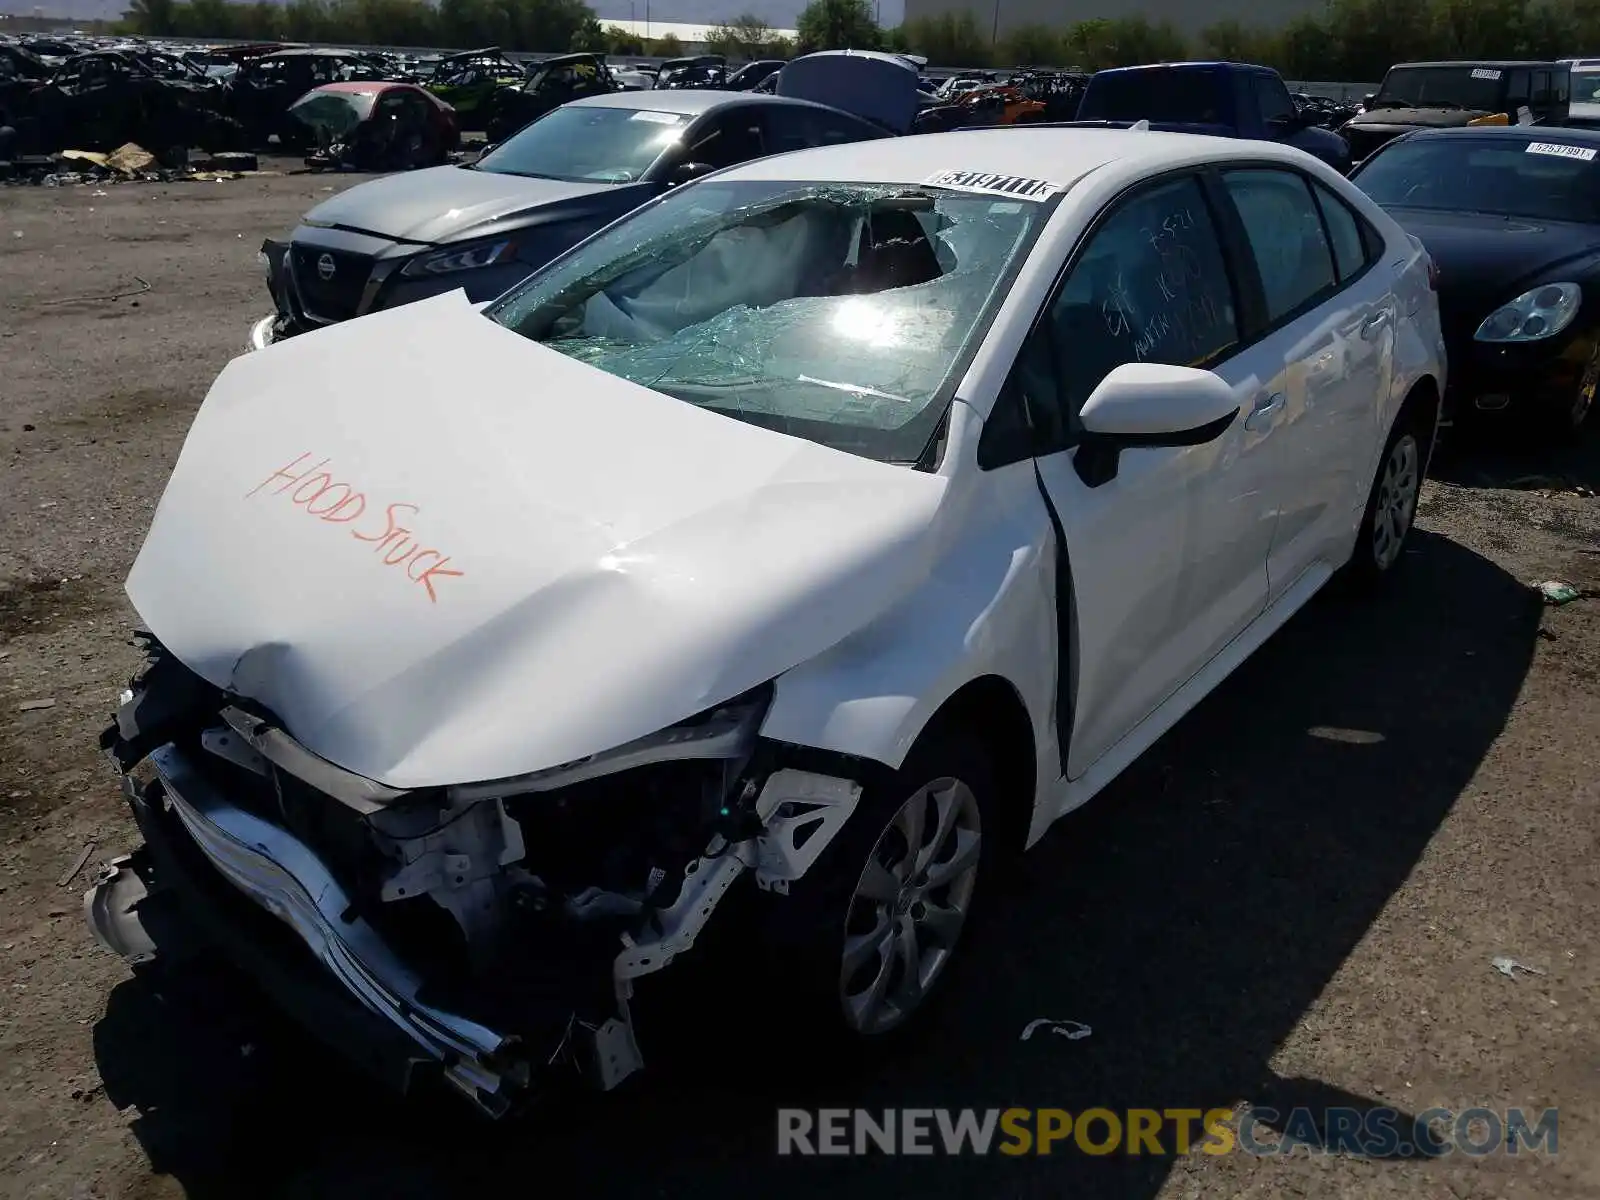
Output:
[{"xmin": 88, "ymin": 636, "xmax": 866, "ymax": 1116}]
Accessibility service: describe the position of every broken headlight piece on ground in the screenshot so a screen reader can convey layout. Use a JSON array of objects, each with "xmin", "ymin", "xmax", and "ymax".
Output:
[{"xmin": 92, "ymin": 635, "xmax": 862, "ymax": 1115}]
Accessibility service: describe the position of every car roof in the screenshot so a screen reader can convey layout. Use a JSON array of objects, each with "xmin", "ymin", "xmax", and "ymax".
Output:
[
  {"xmin": 1401, "ymin": 125, "xmax": 1600, "ymax": 144},
  {"xmin": 267, "ymin": 48, "xmax": 368, "ymax": 59},
  {"xmin": 569, "ymin": 89, "xmax": 837, "ymax": 117},
  {"xmin": 1391, "ymin": 60, "xmax": 1564, "ymax": 69},
  {"xmin": 313, "ymin": 80, "xmax": 399, "ymax": 93},
  {"xmin": 1093, "ymin": 60, "xmax": 1278, "ymax": 76},
  {"xmin": 712, "ymin": 125, "xmax": 1269, "ymax": 187}
]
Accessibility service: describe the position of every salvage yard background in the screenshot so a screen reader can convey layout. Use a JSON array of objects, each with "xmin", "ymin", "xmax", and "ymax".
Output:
[{"xmin": 1, "ymin": 167, "xmax": 1599, "ymax": 1199}]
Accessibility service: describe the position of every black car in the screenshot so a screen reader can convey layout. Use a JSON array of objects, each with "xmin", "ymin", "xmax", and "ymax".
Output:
[
  {"xmin": 1343, "ymin": 60, "xmax": 1571, "ymax": 164},
  {"xmin": 252, "ymin": 90, "xmax": 890, "ymax": 348},
  {"xmin": 1351, "ymin": 125, "xmax": 1600, "ymax": 436}
]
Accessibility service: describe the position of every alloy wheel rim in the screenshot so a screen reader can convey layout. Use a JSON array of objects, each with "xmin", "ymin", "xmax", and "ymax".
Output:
[
  {"xmin": 1371, "ymin": 433, "xmax": 1420, "ymax": 571},
  {"xmin": 839, "ymin": 777, "xmax": 982, "ymax": 1036}
]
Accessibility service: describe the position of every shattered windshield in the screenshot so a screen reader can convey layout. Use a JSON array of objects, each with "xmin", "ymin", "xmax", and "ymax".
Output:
[
  {"xmin": 487, "ymin": 179, "xmax": 1055, "ymax": 463},
  {"xmin": 476, "ymin": 104, "xmax": 690, "ymax": 183},
  {"xmin": 1373, "ymin": 67, "xmax": 1504, "ymax": 111},
  {"xmin": 289, "ymin": 90, "xmax": 377, "ymax": 138}
]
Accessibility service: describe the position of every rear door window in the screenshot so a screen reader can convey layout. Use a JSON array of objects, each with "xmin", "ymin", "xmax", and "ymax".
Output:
[
  {"xmin": 1221, "ymin": 169, "xmax": 1339, "ymax": 323},
  {"xmin": 1310, "ymin": 182, "xmax": 1373, "ymax": 281}
]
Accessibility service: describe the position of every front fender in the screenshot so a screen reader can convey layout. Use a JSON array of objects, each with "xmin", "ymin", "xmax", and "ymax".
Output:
[{"xmin": 761, "ymin": 448, "xmax": 1060, "ymax": 794}]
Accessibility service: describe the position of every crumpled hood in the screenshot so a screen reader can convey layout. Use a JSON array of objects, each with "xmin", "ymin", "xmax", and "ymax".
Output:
[
  {"xmin": 125, "ymin": 292, "xmax": 947, "ymax": 789},
  {"xmin": 302, "ymin": 164, "xmax": 641, "ymax": 244}
]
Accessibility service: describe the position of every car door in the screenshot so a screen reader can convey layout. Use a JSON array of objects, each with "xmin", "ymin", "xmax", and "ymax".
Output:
[
  {"xmin": 1215, "ymin": 166, "xmax": 1390, "ymax": 600},
  {"xmin": 1005, "ymin": 172, "xmax": 1277, "ymax": 777}
]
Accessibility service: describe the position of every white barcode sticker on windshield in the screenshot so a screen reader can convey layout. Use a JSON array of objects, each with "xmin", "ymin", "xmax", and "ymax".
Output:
[
  {"xmin": 630, "ymin": 110, "xmax": 680, "ymax": 123},
  {"xmin": 1526, "ymin": 141, "xmax": 1597, "ymax": 160},
  {"xmin": 923, "ymin": 169, "xmax": 1063, "ymax": 200},
  {"xmin": 1471, "ymin": 67, "xmax": 1503, "ymax": 80}
]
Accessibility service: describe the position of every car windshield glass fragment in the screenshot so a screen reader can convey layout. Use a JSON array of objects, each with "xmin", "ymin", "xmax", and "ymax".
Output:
[
  {"xmin": 486, "ymin": 179, "xmax": 1054, "ymax": 463},
  {"xmin": 476, "ymin": 105, "xmax": 689, "ymax": 182},
  {"xmin": 1357, "ymin": 137, "xmax": 1600, "ymax": 222},
  {"xmin": 1373, "ymin": 67, "xmax": 1504, "ymax": 111}
]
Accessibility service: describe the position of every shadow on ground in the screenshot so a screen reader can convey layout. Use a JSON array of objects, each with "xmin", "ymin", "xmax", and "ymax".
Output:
[
  {"xmin": 1430, "ymin": 417, "xmax": 1599, "ymax": 492},
  {"xmin": 92, "ymin": 529, "xmax": 1541, "ymax": 1199}
]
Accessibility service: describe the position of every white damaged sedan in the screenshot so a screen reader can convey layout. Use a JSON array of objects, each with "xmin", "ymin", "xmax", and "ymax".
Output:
[{"xmin": 91, "ymin": 128, "xmax": 1445, "ymax": 1114}]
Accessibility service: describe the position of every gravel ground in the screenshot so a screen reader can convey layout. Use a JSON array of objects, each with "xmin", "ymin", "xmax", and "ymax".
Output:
[{"xmin": 1, "ymin": 172, "xmax": 1597, "ymax": 1200}]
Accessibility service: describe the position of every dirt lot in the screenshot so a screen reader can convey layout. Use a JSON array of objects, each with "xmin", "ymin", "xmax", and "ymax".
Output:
[{"xmin": 1, "ymin": 172, "xmax": 1598, "ymax": 1200}]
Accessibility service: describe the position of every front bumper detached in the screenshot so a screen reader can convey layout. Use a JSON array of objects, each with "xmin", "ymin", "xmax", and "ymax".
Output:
[
  {"xmin": 88, "ymin": 643, "xmax": 865, "ymax": 1117},
  {"xmin": 91, "ymin": 747, "xmax": 545, "ymax": 1112}
]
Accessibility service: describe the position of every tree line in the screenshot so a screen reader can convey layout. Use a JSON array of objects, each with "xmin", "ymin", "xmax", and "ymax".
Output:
[{"xmin": 119, "ymin": 0, "xmax": 1600, "ymax": 82}]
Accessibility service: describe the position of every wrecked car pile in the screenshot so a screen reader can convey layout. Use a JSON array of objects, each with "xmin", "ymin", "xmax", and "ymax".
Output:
[
  {"xmin": 0, "ymin": 48, "xmax": 245, "ymax": 161},
  {"xmin": 0, "ymin": 39, "xmax": 460, "ymax": 173}
]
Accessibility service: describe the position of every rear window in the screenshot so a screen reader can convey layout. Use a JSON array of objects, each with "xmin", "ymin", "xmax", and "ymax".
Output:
[
  {"xmin": 1371, "ymin": 66, "xmax": 1505, "ymax": 112},
  {"xmin": 1079, "ymin": 70, "xmax": 1226, "ymax": 124}
]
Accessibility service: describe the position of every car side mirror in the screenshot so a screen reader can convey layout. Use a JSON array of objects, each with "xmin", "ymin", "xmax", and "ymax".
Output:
[
  {"xmin": 1363, "ymin": 92, "xmax": 1377, "ymax": 110},
  {"xmin": 1073, "ymin": 362, "xmax": 1240, "ymax": 487},
  {"xmin": 670, "ymin": 160, "xmax": 715, "ymax": 185}
]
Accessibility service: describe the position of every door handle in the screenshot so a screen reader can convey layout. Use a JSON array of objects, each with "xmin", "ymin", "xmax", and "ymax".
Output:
[
  {"xmin": 1360, "ymin": 310, "xmax": 1390, "ymax": 339},
  {"xmin": 1244, "ymin": 392, "xmax": 1285, "ymax": 432}
]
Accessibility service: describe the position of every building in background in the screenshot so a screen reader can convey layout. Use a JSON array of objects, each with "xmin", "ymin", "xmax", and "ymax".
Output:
[{"xmin": 901, "ymin": 0, "xmax": 1326, "ymax": 42}]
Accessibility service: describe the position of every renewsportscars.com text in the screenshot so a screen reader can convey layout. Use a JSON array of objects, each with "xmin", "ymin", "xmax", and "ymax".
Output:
[{"xmin": 776, "ymin": 1106, "xmax": 1559, "ymax": 1157}]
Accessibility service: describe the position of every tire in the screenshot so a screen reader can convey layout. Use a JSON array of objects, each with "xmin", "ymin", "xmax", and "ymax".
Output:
[
  {"xmin": 1549, "ymin": 347, "xmax": 1597, "ymax": 440},
  {"xmin": 760, "ymin": 732, "xmax": 999, "ymax": 1060},
  {"xmin": 1349, "ymin": 411, "xmax": 1425, "ymax": 582}
]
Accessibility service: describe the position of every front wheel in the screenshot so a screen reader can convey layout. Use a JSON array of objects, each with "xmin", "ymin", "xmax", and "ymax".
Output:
[
  {"xmin": 761, "ymin": 734, "xmax": 997, "ymax": 1052},
  {"xmin": 1349, "ymin": 417, "xmax": 1424, "ymax": 581},
  {"xmin": 1551, "ymin": 347, "xmax": 1598, "ymax": 438}
]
